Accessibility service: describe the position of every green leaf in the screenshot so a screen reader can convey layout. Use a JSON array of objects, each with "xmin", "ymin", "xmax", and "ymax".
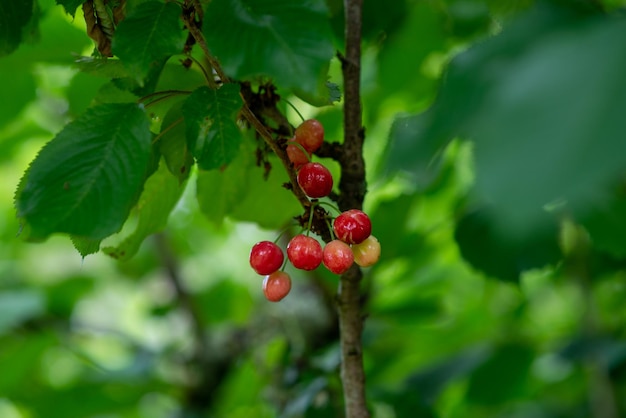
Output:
[
  {"xmin": 196, "ymin": 141, "xmax": 251, "ymax": 225},
  {"xmin": 197, "ymin": 135, "xmax": 299, "ymax": 228},
  {"xmin": 582, "ymin": 192, "xmax": 626, "ymax": 258},
  {"xmin": 182, "ymin": 84, "xmax": 243, "ymax": 170},
  {"xmin": 15, "ymin": 103, "xmax": 152, "ymax": 241},
  {"xmin": 385, "ymin": 113, "xmax": 447, "ymax": 188},
  {"xmin": 0, "ymin": 60, "xmax": 36, "ymax": 128},
  {"xmin": 103, "ymin": 160, "xmax": 186, "ymax": 261},
  {"xmin": 112, "ymin": 1, "xmax": 186, "ymax": 84},
  {"xmin": 71, "ymin": 236, "xmax": 102, "ymax": 257},
  {"xmin": 466, "ymin": 343, "xmax": 534, "ymax": 404},
  {"xmin": 159, "ymin": 103, "xmax": 194, "ymax": 183},
  {"xmin": 454, "ymin": 207, "xmax": 561, "ymax": 282},
  {"xmin": 204, "ymin": 0, "xmax": 335, "ymax": 100},
  {"xmin": 0, "ymin": 0, "xmax": 34, "ymax": 56},
  {"xmin": 402, "ymin": 2, "xmax": 624, "ymax": 234},
  {"xmin": 55, "ymin": 0, "xmax": 84, "ymax": 16}
]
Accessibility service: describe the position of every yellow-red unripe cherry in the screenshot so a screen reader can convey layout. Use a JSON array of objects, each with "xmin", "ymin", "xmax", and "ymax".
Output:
[{"xmin": 351, "ymin": 235, "xmax": 381, "ymax": 267}]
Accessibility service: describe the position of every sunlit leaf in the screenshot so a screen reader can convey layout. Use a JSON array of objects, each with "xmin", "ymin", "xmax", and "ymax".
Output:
[
  {"xmin": 15, "ymin": 103, "xmax": 152, "ymax": 241},
  {"xmin": 103, "ymin": 160, "xmax": 186, "ymax": 261},
  {"xmin": 55, "ymin": 0, "xmax": 84, "ymax": 16}
]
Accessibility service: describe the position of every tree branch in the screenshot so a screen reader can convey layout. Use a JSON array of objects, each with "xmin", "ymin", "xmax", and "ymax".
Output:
[{"xmin": 338, "ymin": 0, "xmax": 370, "ymax": 417}]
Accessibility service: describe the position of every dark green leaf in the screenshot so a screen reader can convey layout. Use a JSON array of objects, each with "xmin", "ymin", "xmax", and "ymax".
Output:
[
  {"xmin": 204, "ymin": 0, "xmax": 335, "ymax": 100},
  {"xmin": 466, "ymin": 343, "xmax": 535, "ymax": 404},
  {"xmin": 112, "ymin": 1, "xmax": 186, "ymax": 84},
  {"xmin": 182, "ymin": 84, "xmax": 243, "ymax": 170},
  {"xmin": 103, "ymin": 160, "xmax": 186, "ymax": 261},
  {"xmin": 15, "ymin": 103, "xmax": 152, "ymax": 241},
  {"xmin": 158, "ymin": 103, "xmax": 194, "ymax": 183},
  {"xmin": 70, "ymin": 236, "xmax": 101, "ymax": 257},
  {"xmin": 581, "ymin": 193, "xmax": 626, "ymax": 258},
  {"xmin": 403, "ymin": 2, "xmax": 625, "ymax": 234},
  {"xmin": 385, "ymin": 113, "xmax": 447, "ymax": 188},
  {"xmin": 0, "ymin": 0, "xmax": 34, "ymax": 56},
  {"xmin": 454, "ymin": 207, "xmax": 561, "ymax": 282},
  {"xmin": 0, "ymin": 60, "xmax": 36, "ymax": 128},
  {"xmin": 55, "ymin": 0, "xmax": 84, "ymax": 16}
]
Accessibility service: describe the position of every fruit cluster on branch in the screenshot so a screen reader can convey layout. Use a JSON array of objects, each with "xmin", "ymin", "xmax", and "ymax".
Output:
[{"xmin": 249, "ymin": 119, "xmax": 380, "ymax": 301}]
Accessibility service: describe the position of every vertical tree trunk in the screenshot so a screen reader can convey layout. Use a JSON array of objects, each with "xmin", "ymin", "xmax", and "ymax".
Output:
[{"xmin": 338, "ymin": 0, "xmax": 369, "ymax": 417}]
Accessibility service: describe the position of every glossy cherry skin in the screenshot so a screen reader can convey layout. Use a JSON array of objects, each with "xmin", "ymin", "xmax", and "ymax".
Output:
[
  {"xmin": 297, "ymin": 162, "xmax": 333, "ymax": 198},
  {"xmin": 351, "ymin": 235, "xmax": 381, "ymax": 267},
  {"xmin": 333, "ymin": 209, "xmax": 372, "ymax": 245},
  {"xmin": 294, "ymin": 119, "xmax": 324, "ymax": 153},
  {"xmin": 287, "ymin": 234, "xmax": 323, "ymax": 271},
  {"xmin": 249, "ymin": 241, "xmax": 284, "ymax": 275},
  {"xmin": 286, "ymin": 138, "xmax": 310, "ymax": 169},
  {"xmin": 263, "ymin": 271, "xmax": 292, "ymax": 302},
  {"xmin": 322, "ymin": 240, "xmax": 354, "ymax": 274}
]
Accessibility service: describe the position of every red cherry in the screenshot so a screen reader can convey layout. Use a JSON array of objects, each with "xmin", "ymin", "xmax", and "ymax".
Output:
[
  {"xmin": 286, "ymin": 137, "xmax": 310, "ymax": 169},
  {"xmin": 287, "ymin": 234, "xmax": 323, "ymax": 271},
  {"xmin": 263, "ymin": 271, "xmax": 292, "ymax": 302},
  {"xmin": 351, "ymin": 235, "xmax": 381, "ymax": 267},
  {"xmin": 322, "ymin": 240, "xmax": 354, "ymax": 274},
  {"xmin": 333, "ymin": 209, "xmax": 372, "ymax": 244},
  {"xmin": 249, "ymin": 241, "xmax": 284, "ymax": 275},
  {"xmin": 294, "ymin": 119, "xmax": 324, "ymax": 153},
  {"xmin": 297, "ymin": 162, "xmax": 333, "ymax": 198}
]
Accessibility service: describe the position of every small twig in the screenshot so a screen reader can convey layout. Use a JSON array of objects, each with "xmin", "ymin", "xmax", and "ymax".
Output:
[
  {"xmin": 152, "ymin": 117, "xmax": 184, "ymax": 144},
  {"xmin": 181, "ymin": 5, "xmax": 316, "ymax": 212}
]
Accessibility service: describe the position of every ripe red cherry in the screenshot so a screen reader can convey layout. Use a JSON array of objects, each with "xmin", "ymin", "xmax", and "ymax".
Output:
[
  {"xmin": 287, "ymin": 234, "xmax": 323, "ymax": 271},
  {"xmin": 249, "ymin": 241, "xmax": 284, "ymax": 275},
  {"xmin": 297, "ymin": 162, "xmax": 333, "ymax": 198},
  {"xmin": 263, "ymin": 271, "xmax": 292, "ymax": 302},
  {"xmin": 333, "ymin": 209, "xmax": 372, "ymax": 244},
  {"xmin": 286, "ymin": 138, "xmax": 310, "ymax": 169},
  {"xmin": 294, "ymin": 119, "xmax": 324, "ymax": 153},
  {"xmin": 351, "ymin": 235, "xmax": 381, "ymax": 267},
  {"xmin": 322, "ymin": 240, "xmax": 354, "ymax": 274}
]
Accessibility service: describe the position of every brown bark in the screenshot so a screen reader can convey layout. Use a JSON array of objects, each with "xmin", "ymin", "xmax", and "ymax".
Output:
[{"xmin": 337, "ymin": 0, "xmax": 370, "ymax": 417}]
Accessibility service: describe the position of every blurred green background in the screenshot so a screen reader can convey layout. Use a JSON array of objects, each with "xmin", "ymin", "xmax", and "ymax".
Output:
[{"xmin": 2, "ymin": 0, "xmax": 626, "ymax": 417}]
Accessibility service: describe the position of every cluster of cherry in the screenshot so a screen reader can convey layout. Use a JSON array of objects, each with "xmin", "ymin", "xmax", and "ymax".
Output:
[{"xmin": 249, "ymin": 120, "xmax": 381, "ymax": 302}]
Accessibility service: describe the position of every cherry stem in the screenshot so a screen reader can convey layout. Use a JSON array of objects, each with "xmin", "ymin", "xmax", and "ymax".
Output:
[
  {"xmin": 139, "ymin": 90, "xmax": 191, "ymax": 108},
  {"xmin": 291, "ymin": 141, "xmax": 312, "ymax": 163},
  {"xmin": 324, "ymin": 217, "xmax": 336, "ymax": 241},
  {"xmin": 272, "ymin": 225, "xmax": 294, "ymax": 245},
  {"xmin": 284, "ymin": 98, "xmax": 306, "ymax": 124},
  {"xmin": 306, "ymin": 205, "xmax": 316, "ymax": 236},
  {"xmin": 316, "ymin": 200, "xmax": 341, "ymax": 215}
]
